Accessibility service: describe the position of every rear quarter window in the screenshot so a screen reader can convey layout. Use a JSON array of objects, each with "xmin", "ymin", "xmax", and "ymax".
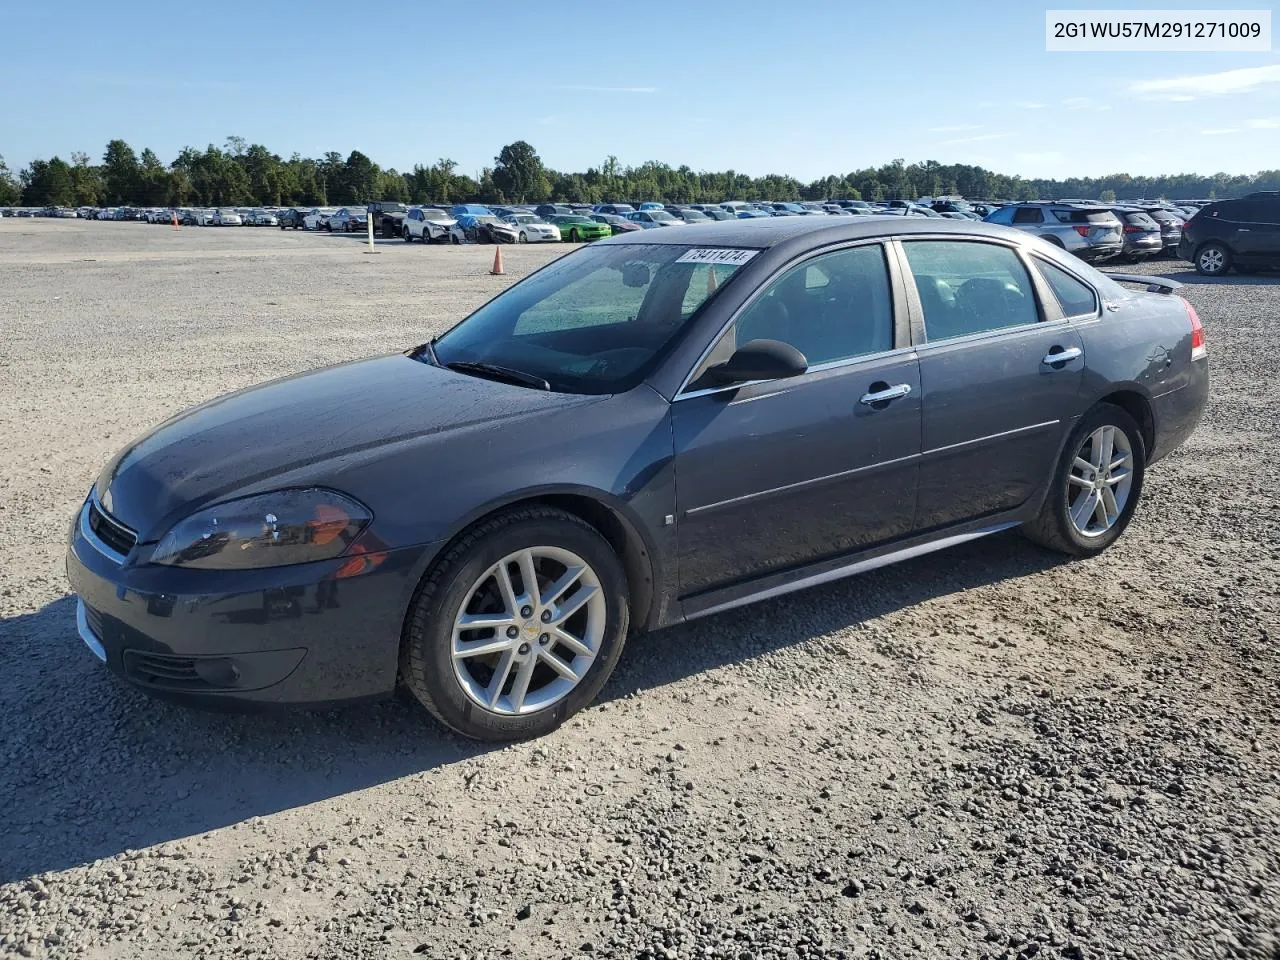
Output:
[{"xmin": 1035, "ymin": 259, "xmax": 1099, "ymax": 318}]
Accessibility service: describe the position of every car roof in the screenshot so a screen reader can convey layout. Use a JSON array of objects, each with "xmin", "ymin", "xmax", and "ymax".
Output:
[{"xmin": 595, "ymin": 214, "xmax": 1028, "ymax": 248}]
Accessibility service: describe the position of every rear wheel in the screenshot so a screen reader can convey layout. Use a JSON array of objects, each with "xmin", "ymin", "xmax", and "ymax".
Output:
[
  {"xmin": 1195, "ymin": 242, "xmax": 1231, "ymax": 276},
  {"xmin": 1022, "ymin": 404, "xmax": 1146, "ymax": 558},
  {"xmin": 400, "ymin": 506, "xmax": 629, "ymax": 741},
  {"xmin": 1043, "ymin": 235, "xmax": 1065, "ymax": 249}
]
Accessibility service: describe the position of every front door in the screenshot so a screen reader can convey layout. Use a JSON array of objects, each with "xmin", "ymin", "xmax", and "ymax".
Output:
[
  {"xmin": 672, "ymin": 243, "xmax": 921, "ymax": 597},
  {"xmin": 900, "ymin": 238, "xmax": 1087, "ymax": 529}
]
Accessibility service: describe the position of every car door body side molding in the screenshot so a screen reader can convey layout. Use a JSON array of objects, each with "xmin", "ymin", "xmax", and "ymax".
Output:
[
  {"xmin": 682, "ymin": 420, "xmax": 1059, "ymax": 518},
  {"xmin": 685, "ymin": 451, "xmax": 922, "ymax": 517},
  {"xmin": 920, "ymin": 419, "xmax": 1060, "ymax": 458},
  {"xmin": 682, "ymin": 519, "xmax": 1021, "ymax": 619}
]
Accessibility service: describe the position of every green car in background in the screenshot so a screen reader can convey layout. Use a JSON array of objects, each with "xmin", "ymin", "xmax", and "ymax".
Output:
[{"xmin": 549, "ymin": 215, "xmax": 612, "ymax": 242}]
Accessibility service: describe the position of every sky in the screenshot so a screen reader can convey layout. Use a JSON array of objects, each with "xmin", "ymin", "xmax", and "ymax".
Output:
[{"xmin": 2, "ymin": 0, "xmax": 1278, "ymax": 182}]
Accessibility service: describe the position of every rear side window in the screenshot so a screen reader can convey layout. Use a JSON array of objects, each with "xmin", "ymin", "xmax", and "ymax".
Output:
[
  {"xmin": 1124, "ymin": 212, "xmax": 1158, "ymax": 228},
  {"xmin": 1054, "ymin": 209, "xmax": 1119, "ymax": 225},
  {"xmin": 1012, "ymin": 207, "xmax": 1044, "ymax": 224},
  {"xmin": 903, "ymin": 241, "xmax": 1040, "ymax": 341},
  {"xmin": 1036, "ymin": 260, "xmax": 1099, "ymax": 318}
]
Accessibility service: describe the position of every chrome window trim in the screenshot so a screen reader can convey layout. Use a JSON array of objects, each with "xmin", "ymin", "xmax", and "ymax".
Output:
[
  {"xmin": 673, "ymin": 238, "xmax": 901, "ymax": 400},
  {"xmin": 675, "ymin": 345, "xmax": 918, "ymax": 402},
  {"xmin": 911, "ymin": 317, "xmax": 1071, "ymax": 354}
]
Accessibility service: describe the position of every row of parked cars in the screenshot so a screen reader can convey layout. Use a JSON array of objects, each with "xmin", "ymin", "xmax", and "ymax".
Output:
[{"xmin": 14, "ymin": 192, "xmax": 1277, "ymax": 276}]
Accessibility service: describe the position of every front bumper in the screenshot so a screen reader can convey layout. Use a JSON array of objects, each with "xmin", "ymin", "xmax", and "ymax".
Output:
[{"xmin": 65, "ymin": 497, "xmax": 438, "ymax": 707}]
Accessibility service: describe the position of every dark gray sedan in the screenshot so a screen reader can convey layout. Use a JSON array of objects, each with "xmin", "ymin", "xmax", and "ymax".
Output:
[{"xmin": 67, "ymin": 218, "xmax": 1208, "ymax": 740}]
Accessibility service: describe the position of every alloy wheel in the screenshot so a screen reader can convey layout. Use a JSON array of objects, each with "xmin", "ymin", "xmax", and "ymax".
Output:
[
  {"xmin": 450, "ymin": 546, "xmax": 605, "ymax": 715},
  {"xmin": 1198, "ymin": 247, "xmax": 1225, "ymax": 274},
  {"xmin": 1067, "ymin": 425, "xmax": 1134, "ymax": 537}
]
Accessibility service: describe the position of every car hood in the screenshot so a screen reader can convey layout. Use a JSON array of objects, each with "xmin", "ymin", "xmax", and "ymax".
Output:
[{"xmin": 96, "ymin": 354, "xmax": 597, "ymax": 539}]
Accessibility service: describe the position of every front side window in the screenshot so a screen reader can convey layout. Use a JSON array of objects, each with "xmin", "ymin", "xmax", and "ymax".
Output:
[
  {"xmin": 902, "ymin": 240, "xmax": 1039, "ymax": 341},
  {"xmin": 432, "ymin": 244, "xmax": 751, "ymax": 394},
  {"xmin": 1036, "ymin": 259, "xmax": 1099, "ymax": 318},
  {"xmin": 687, "ymin": 244, "xmax": 894, "ymax": 389}
]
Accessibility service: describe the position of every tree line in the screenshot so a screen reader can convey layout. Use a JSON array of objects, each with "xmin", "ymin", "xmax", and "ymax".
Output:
[{"xmin": 3, "ymin": 137, "xmax": 1277, "ymax": 210}]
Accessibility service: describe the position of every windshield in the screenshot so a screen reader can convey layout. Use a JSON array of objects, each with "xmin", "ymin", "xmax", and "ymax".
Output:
[
  {"xmin": 649, "ymin": 211, "xmax": 676, "ymax": 221},
  {"xmin": 431, "ymin": 244, "xmax": 753, "ymax": 394}
]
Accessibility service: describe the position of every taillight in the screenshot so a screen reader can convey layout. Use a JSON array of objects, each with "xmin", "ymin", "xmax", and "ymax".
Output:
[
  {"xmin": 1073, "ymin": 225, "xmax": 1091, "ymax": 237},
  {"xmin": 1185, "ymin": 299, "xmax": 1207, "ymax": 360},
  {"xmin": 1123, "ymin": 225, "xmax": 1143, "ymax": 233}
]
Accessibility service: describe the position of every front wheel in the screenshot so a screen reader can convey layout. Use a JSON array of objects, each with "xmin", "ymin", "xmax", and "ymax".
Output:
[
  {"xmin": 519, "ymin": 231, "xmax": 527, "ymax": 243},
  {"xmin": 403, "ymin": 226, "xmax": 413, "ymax": 242},
  {"xmin": 1022, "ymin": 404, "xmax": 1146, "ymax": 557},
  {"xmin": 1195, "ymin": 242, "xmax": 1231, "ymax": 276},
  {"xmin": 569, "ymin": 229, "xmax": 580, "ymax": 242},
  {"xmin": 400, "ymin": 506, "xmax": 630, "ymax": 741}
]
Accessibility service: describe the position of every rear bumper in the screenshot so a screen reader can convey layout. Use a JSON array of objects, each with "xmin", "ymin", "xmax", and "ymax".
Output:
[
  {"xmin": 1149, "ymin": 359, "xmax": 1209, "ymax": 464},
  {"xmin": 1077, "ymin": 243, "xmax": 1122, "ymax": 262},
  {"xmin": 65, "ymin": 497, "xmax": 440, "ymax": 708}
]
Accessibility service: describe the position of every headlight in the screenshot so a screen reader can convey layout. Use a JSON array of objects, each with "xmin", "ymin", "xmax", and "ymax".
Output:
[{"xmin": 151, "ymin": 489, "xmax": 372, "ymax": 570}]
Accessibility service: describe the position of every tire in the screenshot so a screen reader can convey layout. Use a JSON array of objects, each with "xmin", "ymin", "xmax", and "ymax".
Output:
[
  {"xmin": 1195, "ymin": 242, "xmax": 1231, "ymax": 276},
  {"xmin": 1043, "ymin": 235, "xmax": 1065, "ymax": 249},
  {"xmin": 1021, "ymin": 403, "xmax": 1146, "ymax": 558},
  {"xmin": 519, "ymin": 231, "xmax": 527, "ymax": 243},
  {"xmin": 569, "ymin": 229, "xmax": 580, "ymax": 243},
  {"xmin": 403, "ymin": 226, "xmax": 413, "ymax": 242},
  {"xmin": 400, "ymin": 506, "xmax": 630, "ymax": 741}
]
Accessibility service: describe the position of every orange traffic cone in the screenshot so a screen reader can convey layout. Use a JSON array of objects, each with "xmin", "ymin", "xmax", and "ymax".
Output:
[
  {"xmin": 490, "ymin": 246, "xmax": 505, "ymax": 276},
  {"xmin": 171, "ymin": 211, "xmax": 179, "ymax": 230}
]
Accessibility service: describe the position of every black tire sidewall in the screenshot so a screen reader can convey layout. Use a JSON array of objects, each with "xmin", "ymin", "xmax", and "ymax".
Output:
[
  {"xmin": 1045, "ymin": 405, "xmax": 1147, "ymax": 555},
  {"xmin": 405, "ymin": 513, "xmax": 630, "ymax": 740}
]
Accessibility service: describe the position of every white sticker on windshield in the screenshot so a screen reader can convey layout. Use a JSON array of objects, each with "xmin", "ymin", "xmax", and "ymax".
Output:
[{"xmin": 675, "ymin": 248, "xmax": 760, "ymax": 266}]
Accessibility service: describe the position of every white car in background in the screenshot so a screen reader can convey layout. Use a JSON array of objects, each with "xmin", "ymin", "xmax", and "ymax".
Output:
[
  {"xmin": 212, "ymin": 209, "xmax": 242, "ymax": 226},
  {"xmin": 626, "ymin": 209, "xmax": 685, "ymax": 228},
  {"xmin": 303, "ymin": 207, "xmax": 337, "ymax": 231},
  {"xmin": 504, "ymin": 213, "xmax": 561, "ymax": 243},
  {"xmin": 402, "ymin": 207, "xmax": 457, "ymax": 243}
]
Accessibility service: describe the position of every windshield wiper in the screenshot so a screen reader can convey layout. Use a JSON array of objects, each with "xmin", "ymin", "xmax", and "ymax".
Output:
[
  {"xmin": 408, "ymin": 338, "xmax": 439, "ymax": 365},
  {"xmin": 444, "ymin": 360, "xmax": 551, "ymax": 391}
]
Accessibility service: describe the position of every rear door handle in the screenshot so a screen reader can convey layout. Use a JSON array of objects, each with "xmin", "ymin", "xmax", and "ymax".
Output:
[
  {"xmin": 1042, "ymin": 346, "xmax": 1082, "ymax": 366},
  {"xmin": 859, "ymin": 383, "xmax": 912, "ymax": 405}
]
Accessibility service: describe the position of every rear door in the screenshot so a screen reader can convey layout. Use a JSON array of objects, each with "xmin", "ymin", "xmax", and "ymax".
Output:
[
  {"xmin": 900, "ymin": 238, "xmax": 1088, "ymax": 529},
  {"xmin": 1232, "ymin": 200, "xmax": 1280, "ymax": 261}
]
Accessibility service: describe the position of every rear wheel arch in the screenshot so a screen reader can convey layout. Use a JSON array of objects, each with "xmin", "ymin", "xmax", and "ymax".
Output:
[{"xmin": 1096, "ymin": 389, "xmax": 1155, "ymax": 456}]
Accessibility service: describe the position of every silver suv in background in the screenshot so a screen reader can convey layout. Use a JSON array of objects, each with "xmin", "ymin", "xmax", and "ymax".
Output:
[{"xmin": 983, "ymin": 202, "xmax": 1122, "ymax": 261}]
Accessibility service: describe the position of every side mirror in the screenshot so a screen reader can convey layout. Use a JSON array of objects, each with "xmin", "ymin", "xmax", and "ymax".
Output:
[{"xmin": 704, "ymin": 339, "xmax": 807, "ymax": 387}]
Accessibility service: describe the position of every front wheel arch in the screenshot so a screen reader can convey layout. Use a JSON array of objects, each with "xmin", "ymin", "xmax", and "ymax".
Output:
[{"xmin": 404, "ymin": 490, "xmax": 658, "ymax": 638}]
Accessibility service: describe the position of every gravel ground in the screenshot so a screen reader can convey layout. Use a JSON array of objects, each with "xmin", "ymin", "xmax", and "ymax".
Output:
[{"xmin": 0, "ymin": 220, "xmax": 1277, "ymax": 960}]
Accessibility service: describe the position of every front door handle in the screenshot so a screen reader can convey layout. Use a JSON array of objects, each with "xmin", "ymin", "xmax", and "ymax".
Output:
[
  {"xmin": 859, "ymin": 383, "xmax": 912, "ymax": 405},
  {"xmin": 1042, "ymin": 346, "xmax": 1082, "ymax": 366}
]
